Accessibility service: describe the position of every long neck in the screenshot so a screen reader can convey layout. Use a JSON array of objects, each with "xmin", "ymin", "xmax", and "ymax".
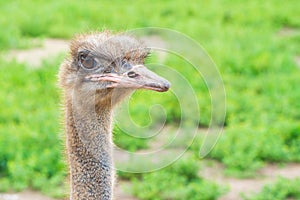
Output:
[{"xmin": 64, "ymin": 97, "xmax": 114, "ymax": 200}]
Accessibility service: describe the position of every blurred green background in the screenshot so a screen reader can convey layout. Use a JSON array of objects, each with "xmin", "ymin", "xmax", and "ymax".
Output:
[{"xmin": 0, "ymin": 0, "xmax": 300, "ymax": 199}]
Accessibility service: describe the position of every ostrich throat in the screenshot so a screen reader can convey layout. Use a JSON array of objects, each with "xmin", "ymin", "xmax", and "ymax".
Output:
[{"xmin": 65, "ymin": 94, "xmax": 114, "ymax": 200}]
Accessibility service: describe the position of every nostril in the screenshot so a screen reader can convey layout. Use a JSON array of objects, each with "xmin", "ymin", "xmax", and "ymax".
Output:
[{"xmin": 127, "ymin": 71, "xmax": 139, "ymax": 78}]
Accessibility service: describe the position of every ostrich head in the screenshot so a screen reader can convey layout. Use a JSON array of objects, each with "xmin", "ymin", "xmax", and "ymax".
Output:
[{"xmin": 59, "ymin": 32, "xmax": 170, "ymax": 109}]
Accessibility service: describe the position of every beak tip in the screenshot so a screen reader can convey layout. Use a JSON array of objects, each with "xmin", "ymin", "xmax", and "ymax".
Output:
[
  {"xmin": 160, "ymin": 80, "xmax": 171, "ymax": 92},
  {"xmin": 165, "ymin": 82, "xmax": 171, "ymax": 90}
]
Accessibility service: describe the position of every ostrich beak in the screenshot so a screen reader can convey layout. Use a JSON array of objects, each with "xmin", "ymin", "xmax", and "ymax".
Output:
[{"xmin": 86, "ymin": 65, "xmax": 170, "ymax": 92}]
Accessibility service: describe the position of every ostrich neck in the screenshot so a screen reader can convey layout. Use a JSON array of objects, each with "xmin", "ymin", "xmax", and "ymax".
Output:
[{"xmin": 65, "ymin": 98, "xmax": 114, "ymax": 200}]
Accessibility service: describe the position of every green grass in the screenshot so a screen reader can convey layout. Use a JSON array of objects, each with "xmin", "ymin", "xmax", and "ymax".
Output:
[
  {"xmin": 0, "ymin": 0, "xmax": 300, "ymax": 199},
  {"xmin": 243, "ymin": 177, "xmax": 300, "ymax": 200},
  {"xmin": 0, "ymin": 58, "xmax": 66, "ymax": 197},
  {"xmin": 131, "ymin": 156, "xmax": 227, "ymax": 200}
]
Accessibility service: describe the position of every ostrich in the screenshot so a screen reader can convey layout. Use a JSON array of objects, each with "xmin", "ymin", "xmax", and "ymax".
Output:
[{"xmin": 58, "ymin": 31, "xmax": 170, "ymax": 200}]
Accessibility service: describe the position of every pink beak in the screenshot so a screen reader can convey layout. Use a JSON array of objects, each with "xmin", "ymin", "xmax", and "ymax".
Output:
[{"xmin": 85, "ymin": 65, "xmax": 170, "ymax": 92}]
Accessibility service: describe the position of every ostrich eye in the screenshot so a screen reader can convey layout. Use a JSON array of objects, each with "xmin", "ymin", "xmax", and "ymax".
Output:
[
  {"xmin": 121, "ymin": 60, "xmax": 132, "ymax": 70},
  {"xmin": 78, "ymin": 51, "xmax": 97, "ymax": 70}
]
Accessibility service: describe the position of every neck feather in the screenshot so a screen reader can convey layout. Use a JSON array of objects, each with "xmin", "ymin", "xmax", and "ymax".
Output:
[{"xmin": 64, "ymin": 96, "xmax": 114, "ymax": 200}]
